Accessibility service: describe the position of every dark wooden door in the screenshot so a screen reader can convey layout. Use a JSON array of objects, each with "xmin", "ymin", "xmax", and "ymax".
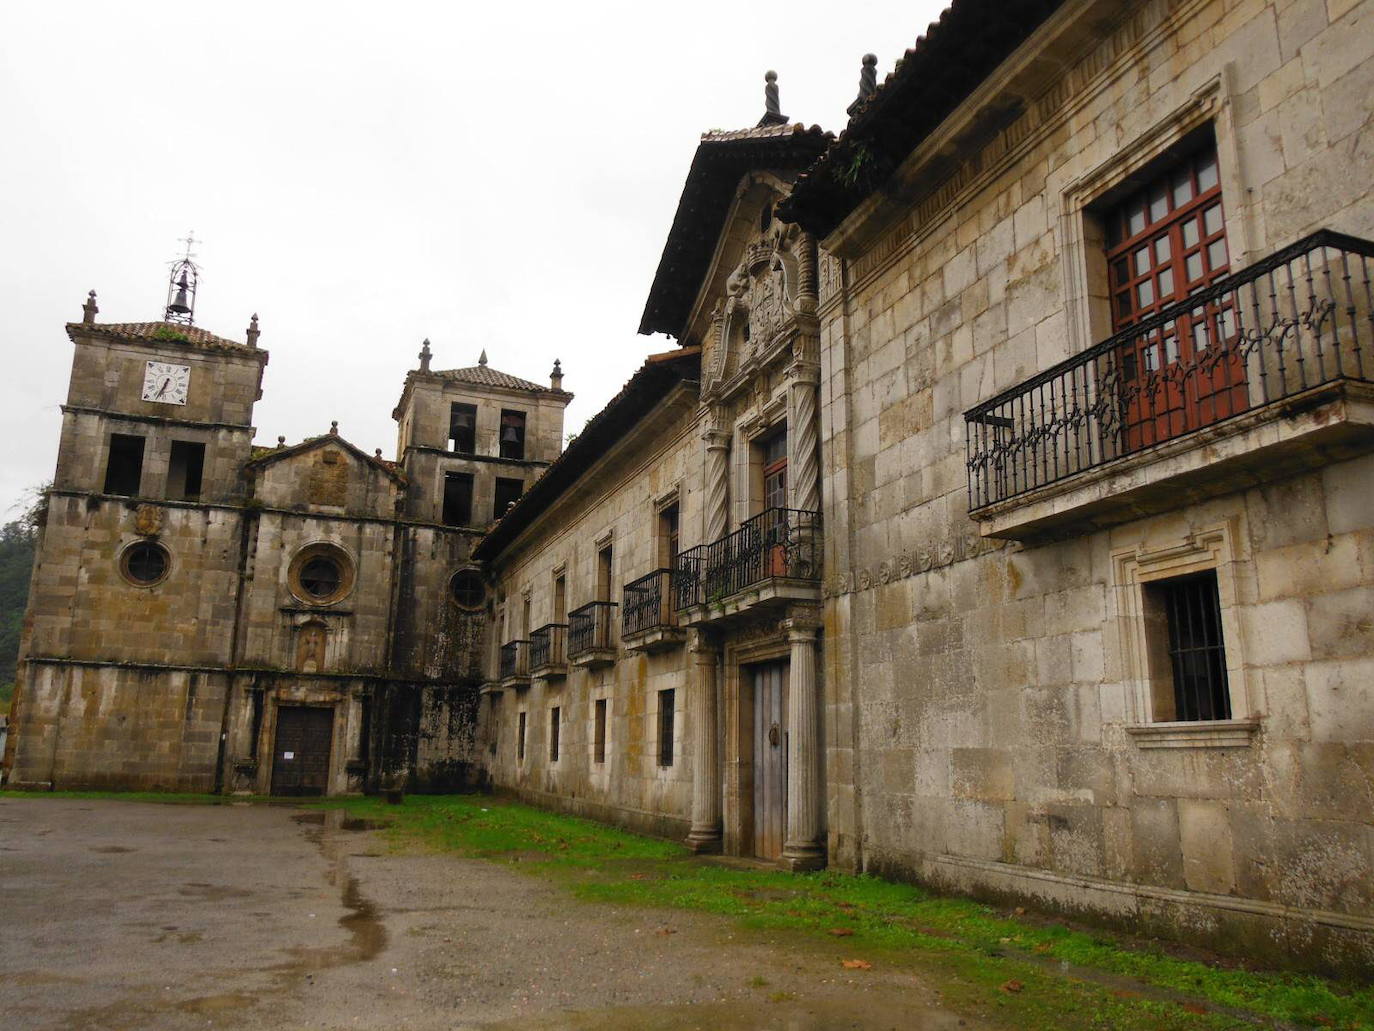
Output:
[
  {"xmin": 752, "ymin": 661, "xmax": 788, "ymax": 860},
  {"xmin": 271, "ymin": 706, "xmax": 334, "ymax": 796}
]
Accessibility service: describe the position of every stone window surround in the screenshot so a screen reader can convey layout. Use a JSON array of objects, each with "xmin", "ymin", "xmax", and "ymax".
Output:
[
  {"xmin": 653, "ymin": 687, "xmax": 678, "ymax": 775},
  {"xmin": 736, "ymin": 397, "xmax": 788, "ymax": 522},
  {"xmin": 588, "ymin": 694, "xmax": 611, "ymax": 771},
  {"xmin": 1057, "ymin": 70, "xmax": 1249, "ymax": 359},
  {"xmin": 1110, "ymin": 520, "xmax": 1259, "ymax": 748},
  {"xmin": 286, "ymin": 540, "xmax": 356, "ymax": 607},
  {"xmin": 116, "ymin": 537, "xmax": 173, "ymax": 588}
]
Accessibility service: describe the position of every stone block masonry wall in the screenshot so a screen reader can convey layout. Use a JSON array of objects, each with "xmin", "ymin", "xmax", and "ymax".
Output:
[
  {"xmin": 816, "ymin": 0, "xmax": 1374, "ymax": 974},
  {"xmin": 10, "ymin": 663, "xmax": 227, "ymax": 791},
  {"xmin": 484, "ymin": 390, "xmax": 701, "ymax": 835}
]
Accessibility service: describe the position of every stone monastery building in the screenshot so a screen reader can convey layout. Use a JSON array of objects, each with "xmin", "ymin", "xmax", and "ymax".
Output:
[{"xmin": 7, "ymin": 0, "xmax": 1374, "ymax": 975}]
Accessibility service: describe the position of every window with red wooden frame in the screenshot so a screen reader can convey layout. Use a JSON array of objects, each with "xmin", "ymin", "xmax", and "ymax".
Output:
[
  {"xmin": 1105, "ymin": 144, "xmax": 1244, "ymax": 448},
  {"xmin": 761, "ymin": 428, "xmax": 788, "ymax": 511}
]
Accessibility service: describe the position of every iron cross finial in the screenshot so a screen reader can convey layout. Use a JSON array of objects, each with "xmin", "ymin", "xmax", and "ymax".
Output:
[{"xmin": 178, "ymin": 231, "xmax": 200, "ymax": 262}]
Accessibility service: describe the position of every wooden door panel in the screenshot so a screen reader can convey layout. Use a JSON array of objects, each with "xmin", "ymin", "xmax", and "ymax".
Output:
[
  {"xmin": 271, "ymin": 706, "xmax": 334, "ymax": 797},
  {"xmin": 751, "ymin": 662, "xmax": 788, "ymax": 861}
]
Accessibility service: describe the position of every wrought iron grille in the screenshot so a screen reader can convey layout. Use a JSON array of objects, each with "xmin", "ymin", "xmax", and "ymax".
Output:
[
  {"xmin": 498, "ymin": 640, "xmax": 529, "ymax": 680},
  {"xmin": 568, "ymin": 601, "xmax": 617, "ymax": 656},
  {"xmin": 529, "ymin": 623, "xmax": 567, "ymax": 669},
  {"xmin": 622, "ymin": 569, "xmax": 676, "ymax": 636},
  {"xmin": 964, "ymin": 230, "xmax": 1374, "ymax": 510},
  {"xmin": 1153, "ymin": 571, "xmax": 1231, "ymax": 721},
  {"xmin": 674, "ymin": 507, "xmax": 821, "ymax": 610}
]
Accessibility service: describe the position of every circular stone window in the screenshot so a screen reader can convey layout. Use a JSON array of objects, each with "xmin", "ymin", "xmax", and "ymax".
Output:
[
  {"xmin": 288, "ymin": 543, "xmax": 354, "ymax": 605},
  {"xmin": 120, "ymin": 540, "xmax": 170, "ymax": 586},
  {"xmin": 449, "ymin": 569, "xmax": 485, "ymax": 610}
]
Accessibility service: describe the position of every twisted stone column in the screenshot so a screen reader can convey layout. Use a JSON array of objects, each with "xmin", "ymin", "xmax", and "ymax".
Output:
[
  {"xmin": 686, "ymin": 632, "xmax": 722, "ymax": 852},
  {"xmin": 783, "ymin": 617, "xmax": 824, "ymax": 870},
  {"xmin": 703, "ymin": 412, "xmax": 731, "ymax": 543},
  {"xmin": 796, "ymin": 232, "xmax": 819, "ymax": 317},
  {"xmin": 788, "ymin": 341, "xmax": 821, "ymax": 515}
]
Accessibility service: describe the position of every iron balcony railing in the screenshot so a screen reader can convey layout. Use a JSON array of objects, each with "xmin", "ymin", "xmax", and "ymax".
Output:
[
  {"xmin": 529, "ymin": 623, "xmax": 568, "ymax": 669},
  {"xmin": 964, "ymin": 229, "xmax": 1374, "ymax": 510},
  {"xmin": 498, "ymin": 639, "xmax": 530, "ymax": 680},
  {"xmin": 622, "ymin": 569, "xmax": 677, "ymax": 637},
  {"xmin": 568, "ymin": 601, "xmax": 617, "ymax": 656},
  {"xmin": 674, "ymin": 507, "xmax": 822, "ymax": 610}
]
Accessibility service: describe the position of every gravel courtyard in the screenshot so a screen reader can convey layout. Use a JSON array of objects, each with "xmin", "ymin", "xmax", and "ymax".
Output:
[{"xmin": 0, "ymin": 797, "xmax": 974, "ymax": 1030}]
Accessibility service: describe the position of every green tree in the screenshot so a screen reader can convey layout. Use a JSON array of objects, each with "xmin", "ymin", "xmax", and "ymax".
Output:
[{"xmin": 0, "ymin": 486, "xmax": 44, "ymax": 703}]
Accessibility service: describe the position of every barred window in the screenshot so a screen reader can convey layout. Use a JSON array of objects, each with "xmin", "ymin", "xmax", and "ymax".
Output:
[{"xmin": 1143, "ymin": 571, "xmax": 1230, "ymax": 722}]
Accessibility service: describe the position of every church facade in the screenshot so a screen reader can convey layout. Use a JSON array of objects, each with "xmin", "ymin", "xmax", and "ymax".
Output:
[
  {"xmin": 7, "ymin": 0, "xmax": 1374, "ymax": 976},
  {"xmin": 4, "ymin": 305, "xmax": 569, "ymax": 797}
]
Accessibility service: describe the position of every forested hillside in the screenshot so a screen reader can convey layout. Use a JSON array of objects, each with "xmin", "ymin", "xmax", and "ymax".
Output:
[{"xmin": 0, "ymin": 496, "xmax": 40, "ymax": 706}]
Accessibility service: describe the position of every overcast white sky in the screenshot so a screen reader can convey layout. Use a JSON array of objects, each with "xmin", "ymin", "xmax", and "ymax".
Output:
[{"xmin": 0, "ymin": 1, "xmax": 947, "ymax": 520}]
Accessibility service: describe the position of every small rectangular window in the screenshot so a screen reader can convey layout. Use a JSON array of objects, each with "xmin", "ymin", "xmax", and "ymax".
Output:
[
  {"xmin": 442, "ymin": 471, "xmax": 474, "ymax": 526},
  {"xmin": 167, "ymin": 440, "xmax": 205, "ymax": 501},
  {"xmin": 493, "ymin": 477, "xmax": 523, "ymax": 521},
  {"xmin": 549, "ymin": 706, "xmax": 561, "ymax": 762},
  {"xmin": 657, "ymin": 688, "xmax": 675, "ymax": 767},
  {"xmin": 597, "ymin": 543, "xmax": 613, "ymax": 603},
  {"xmin": 594, "ymin": 698, "xmax": 607, "ymax": 764},
  {"xmin": 449, "ymin": 403, "xmax": 477, "ymax": 454},
  {"xmin": 659, "ymin": 504, "xmax": 679, "ymax": 568},
  {"xmin": 500, "ymin": 409, "xmax": 527, "ymax": 460},
  {"xmin": 517, "ymin": 711, "xmax": 527, "ymax": 762},
  {"xmin": 1143, "ymin": 570, "xmax": 1230, "ymax": 721},
  {"xmin": 103, "ymin": 433, "xmax": 145, "ymax": 496}
]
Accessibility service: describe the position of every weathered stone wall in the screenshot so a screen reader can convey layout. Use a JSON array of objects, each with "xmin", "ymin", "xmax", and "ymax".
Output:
[
  {"xmin": 484, "ymin": 387, "xmax": 702, "ymax": 832},
  {"xmin": 11, "ymin": 662, "xmax": 227, "ymax": 791},
  {"xmin": 816, "ymin": 0, "xmax": 1374, "ymax": 972}
]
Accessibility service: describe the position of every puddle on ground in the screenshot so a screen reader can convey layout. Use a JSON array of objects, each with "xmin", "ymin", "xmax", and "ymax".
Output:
[
  {"xmin": 291, "ymin": 810, "xmax": 386, "ymax": 832},
  {"xmin": 175, "ymin": 992, "xmax": 256, "ymax": 1014},
  {"xmin": 178, "ymin": 881, "xmax": 252, "ymax": 901}
]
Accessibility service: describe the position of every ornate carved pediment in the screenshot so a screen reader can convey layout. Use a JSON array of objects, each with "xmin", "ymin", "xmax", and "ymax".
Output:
[{"xmin": 702, "ymin": 221, "xmax": 813, "ymax": 399}]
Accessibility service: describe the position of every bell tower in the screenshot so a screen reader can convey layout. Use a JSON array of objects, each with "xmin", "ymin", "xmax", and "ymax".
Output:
[
  {"xmin": 163, "ymin": 231, "xmax": 199, "ymax": 325},
  {"xmin": 52, "ymin": 244, "xmax": 268, "ymax": 505}
]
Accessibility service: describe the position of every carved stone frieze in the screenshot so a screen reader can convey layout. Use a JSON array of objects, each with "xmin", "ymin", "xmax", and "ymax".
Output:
[{"xmin": 823, "ymin": 531, "xmax": 1012, "ymax": 598}]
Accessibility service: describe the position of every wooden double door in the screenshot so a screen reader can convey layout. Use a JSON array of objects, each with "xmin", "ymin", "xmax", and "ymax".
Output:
[
  {"xmin": 271, "ymin": 705, "xmax": 335, "ymax": 796},
  {"xmin": 751, "ymin": 661, "xmax": 789, "ymax": 861}
]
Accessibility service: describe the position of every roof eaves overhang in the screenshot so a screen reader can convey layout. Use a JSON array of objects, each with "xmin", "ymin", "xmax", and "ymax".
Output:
[
  {"xmin": 638, "ymin": 125, "xmax": 832, "ymax": 340},
  {"xmin": 777, "ymin": 0, "xmax": 1069, "ymax": 243},
  {"xmin": 473, "ymin": 348, "xmax": 702, "ymax": 563}
]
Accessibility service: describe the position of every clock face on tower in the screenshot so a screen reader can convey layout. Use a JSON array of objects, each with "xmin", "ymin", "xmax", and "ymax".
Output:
[{"xmin": 141, "ymin": 361, "xmax": 191, "ymax": 405}]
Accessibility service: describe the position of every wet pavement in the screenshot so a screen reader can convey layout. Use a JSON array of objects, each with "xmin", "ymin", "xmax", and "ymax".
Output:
[{"xmin": 0, "ymin": 798, "xmax": 980, "ymax": 1029}]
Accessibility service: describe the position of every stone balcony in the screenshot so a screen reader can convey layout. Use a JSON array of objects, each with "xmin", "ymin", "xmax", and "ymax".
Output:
[
  {"xmin": 568, "ymin": 601, "xmax": 617, "ymax": 669},
  {"xmin": 529, "ymin": 623, "xmax": 568, "ymax": 679},
  {"xmin": 621, "ymin": 568, "xmax": 687, "ymax": 653},
  {"xmin": 675, "ymin": 507, "xmax": 822, "ymax": 627},
  {"xmin": 964, "ymin": 230, "xmax": 1374, "ymax": 541},
  {"xmin": 498, "ymin": 639, "xmax": 531, "ymax": 689}
]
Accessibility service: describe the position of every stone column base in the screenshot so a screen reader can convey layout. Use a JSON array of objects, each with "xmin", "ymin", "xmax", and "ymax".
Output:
[
  {"xmin": 781, "ymin": 842, "xmax": 826, "ymax": 872},
  {"xmin": 685, "ymin": 828, "xmax": 723, "ymax": 854}
]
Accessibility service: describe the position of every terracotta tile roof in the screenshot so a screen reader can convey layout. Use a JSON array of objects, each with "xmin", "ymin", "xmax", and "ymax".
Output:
[
  {"xmin": 67, "ymin": 320, "xmax": 253, "ymax": 351},
  {"xmin": 433, "ymin": 365, "xmax": 555, "ymax": 394},
  {"xmin": 778, "ymin": 0, "xmax": 1067, "ymax": 239}
]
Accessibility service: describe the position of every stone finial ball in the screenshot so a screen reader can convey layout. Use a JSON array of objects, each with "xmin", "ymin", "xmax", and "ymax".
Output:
[
  {"xmin": 863, "ymin": 53, "xmax": 877, "ymax": 65},
  {"xmin": 765, "ymin": 70, "xmax": 777, "ymax": 81}
]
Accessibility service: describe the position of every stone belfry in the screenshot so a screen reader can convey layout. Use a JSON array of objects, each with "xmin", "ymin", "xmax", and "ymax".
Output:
[{"xmin": 5, "ymin": 248, "xmax": 269, "ymax": 791}]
